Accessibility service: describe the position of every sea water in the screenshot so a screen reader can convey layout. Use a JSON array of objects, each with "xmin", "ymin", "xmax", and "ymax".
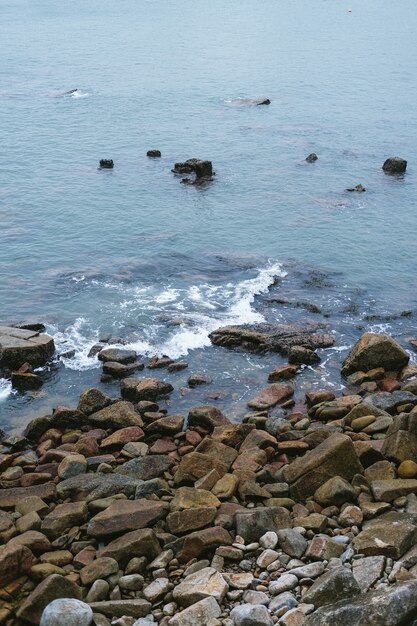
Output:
[{"xmin": 1, "ymin": 0, "xmax": 417, "ymax": 430}]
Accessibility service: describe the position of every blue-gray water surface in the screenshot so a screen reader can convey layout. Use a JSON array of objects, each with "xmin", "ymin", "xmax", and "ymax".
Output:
[{"xmin": 1, "ymin": 0, "xmax": 417, "ymax": 431}]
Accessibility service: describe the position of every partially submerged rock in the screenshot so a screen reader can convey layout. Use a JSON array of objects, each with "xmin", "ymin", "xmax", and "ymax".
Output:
[
  {"xmin": 341, "ymin": 332, "xmax": 409, "ymax": 376},
  {"xmin": 382, "ymin": 156, "xmax": 407, "ymax": 174},
  {"xmin": 0, "ymin": 326, "xmax": 54, "ymax": 369}
]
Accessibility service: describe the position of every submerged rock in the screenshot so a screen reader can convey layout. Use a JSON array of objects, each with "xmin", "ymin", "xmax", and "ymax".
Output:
[
  {"xmin": 306, "ymin": 153, "xmax": 318, "ymax": 162},
  {"xmin": 147, "ymin": 150, "xmax": 161, "ymax": 157},
  {"xmin": 382, "ymin": 156, "xmax": 407, "ymax": 174},
  {"xmin": 346, "ymin": 184, "xmax": 366, "ymax": 192},
  {"xmin": 99, "ymin": 159, "xmax": 114, "ymax": 169}
]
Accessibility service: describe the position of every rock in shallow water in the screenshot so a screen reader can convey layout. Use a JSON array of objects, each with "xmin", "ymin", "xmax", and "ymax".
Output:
[
  {"xmin": 40, "ymin": 598, "xmax": 93, "ymax": 626},
  {"xmin": 0, "ymin": 326, "xmax": 54, "ymax": 369}
]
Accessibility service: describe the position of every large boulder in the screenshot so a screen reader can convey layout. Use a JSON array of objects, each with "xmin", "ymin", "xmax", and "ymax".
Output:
[
  {"xmin": 382, "ymin": 157, "xmax": 407, "ymax": 174},
  {"xmin": 209, "ymin": 323, "xmax": 334, "ymax": 354},
  {"xmin": 305, "ymin": 580, "xmax": 417, "ymax": 626},
  {"xmin": 303, "ymin": 567, "xmax": 360, "ymax": 607},
  {"xmin": 247, "ymin": 383, "xmax": 294, "ymax": 410},
  {"xmin": 235, "ymin": 507, "xmax": 291, "ymax": 543},
  {"xmin": 0, "ymin": 326, "xmax": 54, "ymax": 369},
  {"xmin": 341, "ymin": 333, "xmax": 409, "ymax": 376},
  {"xmin": 283, "ymin": 433, "xmax": 363, "ymax": 501},
  {"xmin": 40, "ymin": 599, "xmax": 93, "ymax": 626}
]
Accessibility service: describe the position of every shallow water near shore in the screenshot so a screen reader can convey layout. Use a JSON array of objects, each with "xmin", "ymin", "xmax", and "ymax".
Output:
[{"xmin": 1, "ymin": 0, "xmax": 417, "ymax": 430}]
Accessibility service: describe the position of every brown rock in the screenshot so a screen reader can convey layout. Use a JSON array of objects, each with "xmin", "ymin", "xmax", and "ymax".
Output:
[
  {"xmin": 268, "ymin": 364, "xmax": 298, "ymax": 382},
  {"xmin": 211, "ymin": 423, "xmax": 255, "ymax": 448},
  {"xmin": 16, "ymin": 574, "xmax": 82, "ymax": 624},
  {"xmin": 174, "ymin": 452, "xmax": 228, "ymax": 485},
  {"xmin": 146, "ymin": 414, "xmax": 184, "ymax": 436},
  {"xmin": 98, "ymin": 528, "xmax": 161, "ymax": 566},
  {"xmin": 167, "ymin": 507, "xmax": 217, "ymax": 534},
  {"xmin": 0, "ymin": 326, "xmax": 55, "ymax": 369},
  {"xmin": 342, "ymin": 333, "xmax": 409, "ymax": 376},
  {"xmin": 78, "ymin": 388, "xmax": 111, "ymax": 415},
  {"xmin": 88, "ymin": 401, "xmax": 143, "ymax": 429},
  {"xmin": 188, "ymin": 406, "xmax": 231, "ymax": 431},
  {"xmin": 121, "ymin": 378, "xmax": 173, "ymax": 402},
  {"xmin": 247, "ymin": 383, "xmax": 294, "ymax": 410},
  {"xmin": 100, "ymin": 426, "xmax": 144, "ymax": 449},
  {"xmin": 195, "ymin": 438, "xmax": 238, "ymax": 468},
  {"xmin": 176, "ymin": 526, "xmax": 232, "ymax": 563},
  {"xmin": 371, "ymin": 479, "xmax": 417, "ymax": 502},
  {"xmin": 8, "ymin": 531, "xmax": 51, "ymax": 554},
  {"xmin": 0, "ymin": 483, "xmax": 56, "ymax": 509},
  {"xmin": 42, "ymin": 502, "xmax": 88, "ymax": 539},
  {"xmin": 0, "ymin": 543, "xmax": 33, "ymax": 586},
  {"xmin": 353, "ymin": 512, "xmax": 417, "ymax": 558}
]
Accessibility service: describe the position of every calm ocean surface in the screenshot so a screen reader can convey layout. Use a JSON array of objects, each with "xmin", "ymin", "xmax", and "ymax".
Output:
[{"xmin": 1, "ymin": 0, "xmax": 417, "ymax": 430}]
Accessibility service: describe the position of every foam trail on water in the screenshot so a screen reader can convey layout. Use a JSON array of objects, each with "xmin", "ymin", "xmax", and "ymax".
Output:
[
  {"xmin": 0, "ymin": 379, "xmax": 12, "ymax": 402},
  {"xmin": 48, "ymin": 318, "xmax": 100, "ymax": 371}
]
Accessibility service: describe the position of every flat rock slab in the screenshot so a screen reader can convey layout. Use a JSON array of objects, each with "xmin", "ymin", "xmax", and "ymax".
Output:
[
  {"xmin": 0, "ymin": 326, "xmax": 55, "ymax": 369},
  {"xmin": 247, "ymin": 383, "xmax": 294, "ymax": 410},
  {"xmin": 209, "ymin": 322, "xmax": 334, "ymax": 355},
  {"xmin": 87, "ymin": 499, "xmax": 169, "ymax": 537},
  {"xmin": 305, "ymin": 580, "xmax": 417, "ymax": 626},
  {"xmin": 88, "ymin": 599, "xmax": 151, "ymax": 618},
  {"xmin": 0, "ymin": 483, "xmax": 56, "ymax": 509},
  {"xmin": 98, "ymin": 528, "xmax": 161, "ymax": 566},
  {"xmin": 353, "ymin": 511, "xmax": 417, "ymax": 559},
  {"xmin": 56, "ymin": 474, "xmax": 141, "ymax": 502}
]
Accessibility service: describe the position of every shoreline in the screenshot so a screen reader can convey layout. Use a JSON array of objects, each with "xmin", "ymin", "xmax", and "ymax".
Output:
[{"xmin": 1, "ymin": 327, "xmax": 417, "ymax": 625}]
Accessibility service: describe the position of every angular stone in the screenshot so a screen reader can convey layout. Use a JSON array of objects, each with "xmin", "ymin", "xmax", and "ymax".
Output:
[
  {"xmin": 100, "ymin": 426, "xmax": 144, "ymax": 450},
  {"xmin": 382, "ymin": 412, "xmax": 417, "ymax": 463},
  {"xmin": 310, "ymin": 395, "xmax": 361, "ymax": 421},
  {"xmin": 16, "ymin": 574, "xmax": 82, "ymax": 624},
  {"xmin": 277, "ymin": 529, "xmax": 308, "ymax": 559},
  {"xmin": 98, "ymin": 528, "xmax": 161, "ymax": 567},
  {"xmin": 166, "ymin": 507, "xmax": 217, "ymax": 534},
  {"xmin": 342, "ymin": 333, "xmax": 409, "ymax": 376},
  {"xmin": 87, "ymin": 500, "xmax": 168, "ymax": 537},
  {"xmin": 352, "ymin": 556, "xmax": 386, "ymax": 592},
  {"xmin": 121, "ymin": 378, "xmax": 173, "ymax": 402},
  {"xmin": 88, "ymin": 401, "xmax": 143, "ymax": 429},
  {"xmin": 305, "ymin": 580, "xmax": 417, "ymax": 626},
  {"xmin": 268, "ymin": 364, "xmax": 298, "ymax": 382},
  {"xmin": 78, "ymin": 388, "xmax": 111, "ymax": 415},
  {"xmin": 170, "ymin": 487, "xmax": 220, "ymax": 511},
  {"xmin": 98, "ymin": 348, "xmax": 137, "ymax": 364},
  {"xmin": 168, "ymin": 596, "xmax": 221, "ymax": 626},
  {"xmin": 8, "ymin": 530, "xmax": 51, "ymax": 554},
  {"xmin": 314, "ymin": 476, "xmax": 357, "ymax": 507},
  {"xmin": 212, "ymin": 423, "xmax": 255, "ymax": 448},
  {"xmin": 80, "ymin": 557, "xmax": 119, "ymax": 586},
  {"xmin": 364, "ymin": 460, "xmax": 395, "ymax": 482},
  {"xmin": 212, "ymin": 473, "xmax": 239, "ymax": 499},
  {"xmin": 235, "ymin": 507, "xmax": 292, "ymax": 543},
  {"xmin": 58, "ymin": 454, "xmax": 87, "ymax": 480},
  {"xmin": 0, "ymin": 542, "xmax": 32, "ymax": 586},
  {"xmin": 188, "ymin": 406, "xmax": 231, "ymax": 431},
  {"xmin": 173, "ymin": 566, "xmax": 228, "ymax": 606},
  {"xmin": 371, "ymin": 479, "xmax": 417, "ymax": 502},
  {"xmin": 247, "ymin": 383, "xmax": 294, "ymax": 410},
  {"xmin": 305, "ymin": 535, "xmax": 344, "ymax": 561},
  {"xmin": 0, "ymin": 326, "xmax": 55, "ymax": 369},
  {"xmin": 174, "ymin": 452, "xmax": 228, "ymax": 485},
  {"xmin": 303, "ymin": 568, "xmax": 360, "ymax": 607},
  {"xmin": 284, "ymin": 433, "xmax": 363, "ymax": 501},
  {"xmin": 195, "ymin": 438, "xmax": 238, "ymax": 468},
  {"xmin": 364, "ymin": 391, "xmax": 417, "ymax": 415},
  {"xmin": 174, "ymin": 526, "xmax": 232, "ymax": 563},
  {"xmin": 115, "ymin": 455, "xmax": 174, "ymax": 480},
  {"xmin": 143, "ymin": 577, "xmax": 169, "ymax": 602},
  {"xmin": 353, "ymin": 512, "xmax": 417, "ymax": 558},
  {"xmin": 42, "ymin": 502, "xmax": 88, "ymax": 539},
  {"xmin": 145, "ymin": 414, "xmax": 184, "ymax": 436},
  {"xmin": 0, "ymin": 483, "xmax": 56, "ymax": 509}
]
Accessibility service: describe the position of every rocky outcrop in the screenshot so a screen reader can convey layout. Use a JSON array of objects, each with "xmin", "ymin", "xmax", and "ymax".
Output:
[
  {"xmin": 0, "ymin": 326, "xmax": 54, "ymax": 369},
  {"xmin": 209, "ymin": 322, "xmax": 334, "ymax": 354}
]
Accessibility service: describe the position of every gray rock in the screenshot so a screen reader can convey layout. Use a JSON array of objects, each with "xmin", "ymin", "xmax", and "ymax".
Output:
[
  {"xmin": 303, "ymin": 567, "xmax": 360, "ymax": 607},
  {"xmin": 40, "ymin": 599, "xmax": 93, "ymax": 626},
  {"xmin": 288, "ymin": 562, "xmax": 325, "ymax": 579},
  {"xmin": 116, "ymin": 455, "xmax": 174, "ymax": 481},
  {"xmin": 168, "ymin": 596, "xmax": 221, "ymax": 626},
  {"xmin": 86, "ymin": 580, "xmax": 109, "ymax": 603},
  {"xmin": 268, "ymin": 574, "xmax": 298, "ymax": 596},
  {"xmin": 242, "ymin": 590, "xmax": 270, "ymax": 606},
  {"xmin": 352, "ymin": 556, "xmax": 385, "ymax": 592},
  {"xmin": 305, "ymin": 580, "xmax": 417, "ymax": 626},
  {"xmin": 88, "ymin": 600, "xmax": 151, "ymax": 618},
  {"xmin": 235, "ymin": 507, "xmax": 291, "ymax": 543},
  {"xmin": 0, "ymin": 326, "xmax": 55, "ymax": 369},
  {"xmin": 353, "ymin": 511, "xmax": 417, "ymax": 558},
  {"xmin": 98, "ymin": 348, "xmax": 137, "ymax": 364},
  {"xmin": 230, "ymin": 603, "xmax": 273, "ymax": 626},
  {"xmin": 57, "ymin": 474, "xmax": 141, "ymax": 501},
  {"xmin": 382, "ymin": 157, "xmax": 407, "ymax": 174},
  {"xmin": 269, "ymin": 591, "xmax": 298, "ymax": 612},
  {"xmin": 364, "ymin": 391, "xmax": 417, "ymax": 415},
  {"xmin": 277, "ymin": 529, "xmax": 308, "ymax": 559},
  {"xmin": 173, "ymin": 567, "xmax": 228, "ymax": 607}
]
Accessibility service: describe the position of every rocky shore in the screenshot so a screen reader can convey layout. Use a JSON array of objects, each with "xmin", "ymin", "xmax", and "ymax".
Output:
[{"xmin": 2, "ymin": 329, "xmax": 417, "ymax": 626}]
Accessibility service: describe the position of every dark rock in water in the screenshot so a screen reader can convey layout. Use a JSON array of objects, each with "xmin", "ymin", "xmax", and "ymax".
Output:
[
  {"xmin": 98, "ymin": 348, "xmax": 137, "ymax": 364},
  {"xmin": 0, "ymin": 326, "xmax": 55, "ymax": 369},
  {"xmin": 341, "ymin": 332, "xmax": 409, "ymax": 376},
  {"xmin": 382, "ymin": 156, "xmax": 407, "ymax": 174},
  {"xmin": 147, "ymin": 150, "xmax": 161, "ymax": 157},
  {"xmin": 11, "ymin": 364, "xmax": 43, "ymax": 391},
  {"xmin": 306, "ymin": 153, "xmax": 318, "ymax": 162},
  {"xmin": 102, "ymin": 361, "xmax": 143, "ymax": 379},
  {"xmin": 257, "ymin": 99, "xmax": 271, "ymax": 105},
  {"xmin": 99, "ymin": 159, "xmax": 114, "ymax": 169},
  {"xmin": 209, "ymin": 323, "xmax": 334, "ymax": 355},
  {"xmin": 346, "ymin": 184, "xmax": 366, "ymax": 192},
  {"xmin": 305, "ymin": 580, "xmax": 417, "ymax": 626},
  {"xmin": 173, "ymin": 159, "xmax": 213, "ymax": 179},
  {"xmin": 88, "ymin": 343, "xmax": 104, "ymax": 358},
  {"xmin": 15, "ymin": 322, "xmax": 46, "ymax": 333},
  {"xmin": 121, "ymin": 378, "xmax": 174, "ymax": 402},
  {"xmin": 60, "ymin": 349, "xmax": 76, "ymax": 359},
  {"xmin": 188, "ymin": 373, "xmax": 213, "ymax": 388},
  {"xmin": 288, "ymin": 345, "xmax": 320, "ymax": 365}
]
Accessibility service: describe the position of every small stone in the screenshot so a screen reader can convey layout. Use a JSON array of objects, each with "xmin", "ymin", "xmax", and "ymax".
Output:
[
  {"xmin": 260, "ymin": 531, "xmax": 278, "ymax": 550},
  {"xmin": 58, "ymin": 454, "xmax": 87, "ymax": 480},
  {"xmin": 398, "ymin": 460, "xmax": 417, "ymax": 479},
  {"xmin": 269, "ymin": 574, "xmax": 298, "ymax": 596},
  {"xmin": 86, "ymin": 579, "xmax": 110, "ymax": 602},
  {"xmin": 230, "ymin": 603, "xmax": 273, "ymax": 626},
  {"xmin": 143, "ymin": 577, "xmax": 169, "ymax": 602}
]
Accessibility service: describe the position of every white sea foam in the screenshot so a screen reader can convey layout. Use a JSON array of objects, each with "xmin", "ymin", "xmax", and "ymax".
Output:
[
  {"xmin": 0, "ymin": 379, "xmax": 12, "ymax": 401},
  {"xmin": 54, "ymin": 262, "xmax": 286, "ymax": 367},
  {"xmin": 69, "ymin": 89, "xmax": 89, "ymax": 99}
]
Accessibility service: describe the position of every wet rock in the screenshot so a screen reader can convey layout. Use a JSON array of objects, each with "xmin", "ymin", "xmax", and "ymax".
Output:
[
  {"xmin": 0, "ymin": 326, "xmax": 55, "ymax": 369},
  {"xmin": 98, "ymin": 348, "xmax": 136, "ymax": 364},
  {"xmin": 16, "ymin": 574, "xmax": 82, "ymax": 624},
  {"xmin": 188, "ymin": 373, "xmax": 212, "ymax": 387},
  {"xmin": 188, "ymin": 405, "xmax": 231, "ymax": 430},
  {"xmin": 283, "ymin": 433, "xmax": 363, "ymax": 501},
  {"xmin": 353, "ymin": 511, "xmax": 417, "ymax": 558},
  {"xmin": 209, "ymin": 322, "xmax": 334, "ymax": 355},
  {"xmin": 78, "ymin": 388, "xmax": 111, "ymax": 415},
  {"xmin": 173, "ymin": 159, "xmax": 213, "ymax": 179},
  {"xmin": 341, "ymin": 332, "xmax": 409, "ymax": 376},
  {"xmin": 288, "ymin": 346, "xmax": 320, "ymax": 365},
  {"xmin": 40, "ymin": 598, "xmax": 93, "ymax": 626},
  {"xmin": 247, "ymin": 383, "xmax": 294, "ymax": 410},
  {"xmin": 257, "ymin": 98, "xmax": 271, "ymax": 105},
  {"xmin": 102, "ymin": 361, "xmax": 141, "ymax": 378},
  {"xmin": 346, "ymin": 184, "xmax": 366, "ymax": 192},
  {"xmin": 88, "ymin": 401, "xmax": 143, "ymax": 429},
  {"xmin": 98, "ymin": 528, "xmax": 161, "ymax": 566},
  {"xmin": 145, "ymin": 414, "xmax": 184, "ymax": 436},
  {"xmin": 147, "ymin": 150, "xmax": 161, "ymax": 157},
  {"xmin": 173, "ymin": 566, "xmax": 228, "ymax": 606},
  {"xmin": 87, "ymin": 499, "xmax": 168, "ymax": 537},
  {"xmin": 99, "ymin": 159, "xmax": 114, "ymax": 169},
  {"xmin": 382, "ymin": 156, "xmax": 407, "ymax": 174},
  {"xmin": 174, "ymin": 452, "xmax": 228, "ymax": 485},
  {"xmin": 168, "ymin": 596, "xmax": 220, "ymax": 626},
  {"xmin": 121, "ymin": 378, "xmax": 173, "ymax": 402},
  {"xmin": 11, "ymin": 367, "xmax": 43, "ymax": 390},
  {"xmin": 0, "ymin": 542, "xmax": 33, "ymax": 585},
  {"xmin": 303, "ymin": 568, "xmax": 360, "ymax": 607},
  {"xmin": 306, "ymin": 153, "xmax": 318, "ymax": 162},
  {"xmin": 235, "ymin": 507, "xmax": 291, "ymax": 543},
  {"xmin": 305, "ymin": 580, "xmax": 417, "ymax": 626},
  {"xmin": 268, "ymin": 364, "xmax": 298, "ymax": 382}
]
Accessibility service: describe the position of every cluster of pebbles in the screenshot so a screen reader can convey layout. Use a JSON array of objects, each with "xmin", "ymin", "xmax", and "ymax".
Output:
[{"xmin": 1, "ymin": 331, "xmax": 417, "ymax": 626}]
